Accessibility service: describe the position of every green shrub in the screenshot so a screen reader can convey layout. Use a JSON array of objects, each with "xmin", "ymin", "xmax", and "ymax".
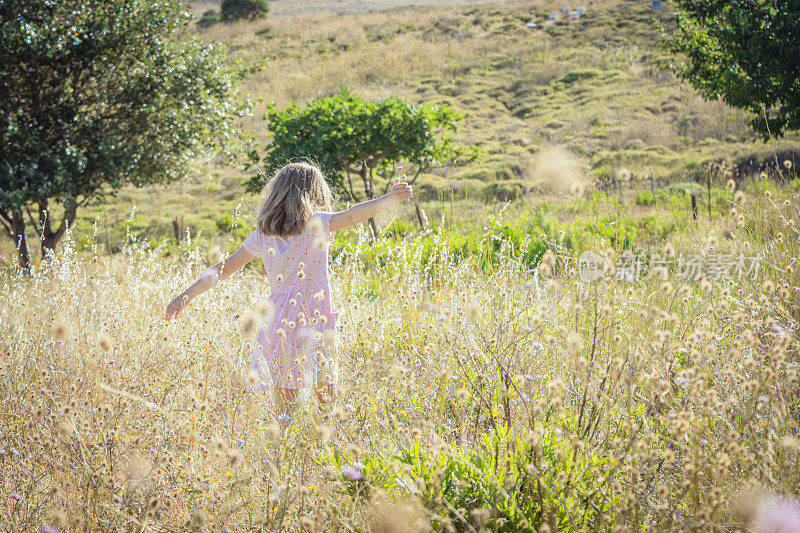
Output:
[
  {"xmin": 592, "ymin": 164, "xmax": 616, "ymax": 191},
  {"xmin": 215, "ymin": 212, "xmax": 236, "ymax": 233},
  {"xmin": 635, "ymin": 190, "xmax": 657, "ymax": 206},
  {"xmin": 384, "ymin": 220, "xmax": 413, "ymax": 239},
  {"xmin": 323, "ymin": 423, "xmax": 626, "ymax": 531},
  {"xmin": 197, "ymin": 9, "xmax": 221, "ymax": 27},
  {"xmin": 220, "ymin": 0, "xmax": 268, "ymax": 21},
  {"xmin": 480, "ymin": 182, "xmax": 526, "ymax": 202}
]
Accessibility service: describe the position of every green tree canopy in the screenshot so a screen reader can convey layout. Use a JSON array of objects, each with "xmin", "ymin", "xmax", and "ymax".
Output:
[
  {"xmin": 0, "ymin": 0, "xmax": 249, "ymax": 269},
  {"xmin": 221, "ymin": 0, "xmax": 269, "ymax": 22},
  {"xmin": 667, "ymin": 0, "xmax": 800, "ymax": 138},
  {"xmin": 250, "ymin": 88, "xmax": 478, "ymax": 231},
  {"xmin": 197, "ymin": 9, "xmax": 221, "ymax": 27}
]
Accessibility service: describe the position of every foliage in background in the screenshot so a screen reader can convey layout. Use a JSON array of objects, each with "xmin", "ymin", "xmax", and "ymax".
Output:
[
  {"xmin": 0, "ymin": 0, "xmax": 249, "ymax": 269},
  {"xmin": 221, "ymin": 0, "xmax": 269, "ymax": 22},
  {"xmin": 197, "ymin": 9, "xmax": 221, "ymax": 27},
  {"xmin": 666, "ymin": 0, "xmax": 800, "ymax": 138},
  {"xmin": 249, "ymin": 88, "xmax": 479, "ymax": 232}
]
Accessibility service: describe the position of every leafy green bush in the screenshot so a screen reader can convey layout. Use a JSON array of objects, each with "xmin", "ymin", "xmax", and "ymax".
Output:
[
  {"xmin": 197, "ymin": 9, "xmax": 221, "ymax": 27},
  {"xmin": 635, "ymin": 190, "xmax": 658, "ymax": 207},
  {"xmin": 323, "ymin": 423, "xmax": 626, "ymax": 531},
  {"xmin": 250, "ymin": 88, "xmax": 478, "ymax": 204},
  {"xmin": 592, "ymin": 165, "xmax": 616, "ymax": 191},
  {"xmin": 221, "ymin": 0, "xmax": 268, "ymax": 21},
  {"xmin": 330, "ymin": 220, "xmax": 548, "ymax": 275},
  {"xmin": 215, "ymin": 212, "xmax": 236, "ymax": 234}
]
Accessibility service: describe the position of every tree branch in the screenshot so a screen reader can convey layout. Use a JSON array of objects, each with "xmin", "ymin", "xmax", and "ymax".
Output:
[
  {"xmin": 0, "ymin": 210, "xmax": 14, "ymax": 226},
  {"xmin": 51, "ymin": 199, "xmax": 79, "ymax": 242},
  {"xmin": 0, "ymin": 212, "xmax": 13, "ymax": 237},
  {"xmin": 410, "ymin": 165, "xmax": 427, "ymax": 185},
  {"xmin": 24, "ymin": 205, "xmax": 43, "ymax": 237},
  {"xmin": 343, "ymin": 167, "xmax": 357, "ymax": 203}
]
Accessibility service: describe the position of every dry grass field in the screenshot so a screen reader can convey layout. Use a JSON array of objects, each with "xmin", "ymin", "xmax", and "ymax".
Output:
[{"xmin": 2, "ymin": 171, "xmax": 800, "ymax": 530}]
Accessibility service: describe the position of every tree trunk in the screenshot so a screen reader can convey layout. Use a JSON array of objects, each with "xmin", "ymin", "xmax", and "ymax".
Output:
[
  {"xmin": 360, "ymin": 165, "xmax": 378, "ymax": 240},
  {"xmin": 39, "ymin": 199, "xmax": 78, "ymax": 259},
  {"xmin": 10, "ymin": 209, "xmax": 31, "ymax": 271},
  {"xmin": 343, "ymin": 167, "xmax": 357, "ymax": 203}
]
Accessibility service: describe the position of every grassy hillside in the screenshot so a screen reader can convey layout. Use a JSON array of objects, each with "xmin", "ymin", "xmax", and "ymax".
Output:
[
  {"xmin": 208, "ymin": 0, "xmax": 796, "ymax": 187},
  {"xmin": 3, "ymin": 0, "xmax": 798, "ymax": 262},
  {"xmin": 193, "ymin": 0, "xmax": 494, "ymax": 17}
]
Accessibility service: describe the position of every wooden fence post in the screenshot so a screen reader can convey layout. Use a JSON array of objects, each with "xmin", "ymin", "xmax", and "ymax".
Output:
[{"xmin": 172, "ymin": 218, "xmax": 182, "ymax": 244}]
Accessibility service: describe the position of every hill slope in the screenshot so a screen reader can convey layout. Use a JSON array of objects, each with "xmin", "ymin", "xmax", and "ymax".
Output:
[
  {"xmin": 6, "ymin": 0, "xmax": 797, "ymax": 259},
  {"xmin": 204, "ymin": 0, "xmax": 795, "ymax": 192}
]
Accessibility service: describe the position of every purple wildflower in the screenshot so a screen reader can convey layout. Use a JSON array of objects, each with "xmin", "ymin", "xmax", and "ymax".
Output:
[
  {"xmin": 353, "ymin": 461, "xmax": 366, "ymax": 470},
  {"xmin": 342, "ymin": 465, "xmax": 363, "ymax": 480},
  {"xmin": 9, "ymin": 492, "xmax": 24, "ymax": 502},
  {"xmin": 40, "ymin": 527, "xmax": 58, "ymax": 533}
]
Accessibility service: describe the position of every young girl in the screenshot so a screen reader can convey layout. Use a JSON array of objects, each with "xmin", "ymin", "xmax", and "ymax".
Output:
[{"xmin": 165, "ymin": 162, "xmax": 412, "ymax": 416}]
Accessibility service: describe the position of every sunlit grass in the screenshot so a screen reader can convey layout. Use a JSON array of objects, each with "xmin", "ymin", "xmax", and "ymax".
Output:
[{"xmin": 1, "ymin": 177, "xmax": 798, "ymax": 530}]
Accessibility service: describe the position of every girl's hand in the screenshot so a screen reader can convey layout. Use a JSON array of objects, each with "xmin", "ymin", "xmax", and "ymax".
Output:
[
  {"xmin": 388, "ymin": 180, "xmax": 413, "ymax": 204},
  {"xmin": 165, "ymin": 294, "xmax": 189, "ymax": 320}
]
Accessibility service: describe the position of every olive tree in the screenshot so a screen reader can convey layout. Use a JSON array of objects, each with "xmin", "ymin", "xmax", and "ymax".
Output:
[
  {"xmin": 0, "ymin": 0, "xmax": 249, "ymax": 269},
  {"xmin": 250, "ymin": 88, "xmax": 479, "ymax": 233}
]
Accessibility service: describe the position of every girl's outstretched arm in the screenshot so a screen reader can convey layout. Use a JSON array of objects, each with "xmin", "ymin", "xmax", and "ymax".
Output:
[
  {"xmin": 165, "ymin": 246, "xmax": 255, "ymax": 320},
  {"xmin": 330, "ymin": 180, "xmax": 413, "ymax": 232}
]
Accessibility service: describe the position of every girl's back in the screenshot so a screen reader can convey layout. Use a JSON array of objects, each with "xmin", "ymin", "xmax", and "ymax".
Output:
[
  {"xmin": 242, "ymin": 212, "xmax": 339, "ymax": 392},
  {"xmin": 242, "ymin": 212, "xmax": 335, "ymax": 298}
]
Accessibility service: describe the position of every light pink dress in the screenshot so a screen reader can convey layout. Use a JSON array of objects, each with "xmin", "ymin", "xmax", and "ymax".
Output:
[{"xmin": 242, "ymin": 212, "xmax": 339, "ymax": 391}]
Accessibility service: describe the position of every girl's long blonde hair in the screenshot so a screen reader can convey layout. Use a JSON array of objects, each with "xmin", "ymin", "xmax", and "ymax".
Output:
[{"xmin": 256, "ymin": 162, "xmax": 333, "ymax": 237}]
